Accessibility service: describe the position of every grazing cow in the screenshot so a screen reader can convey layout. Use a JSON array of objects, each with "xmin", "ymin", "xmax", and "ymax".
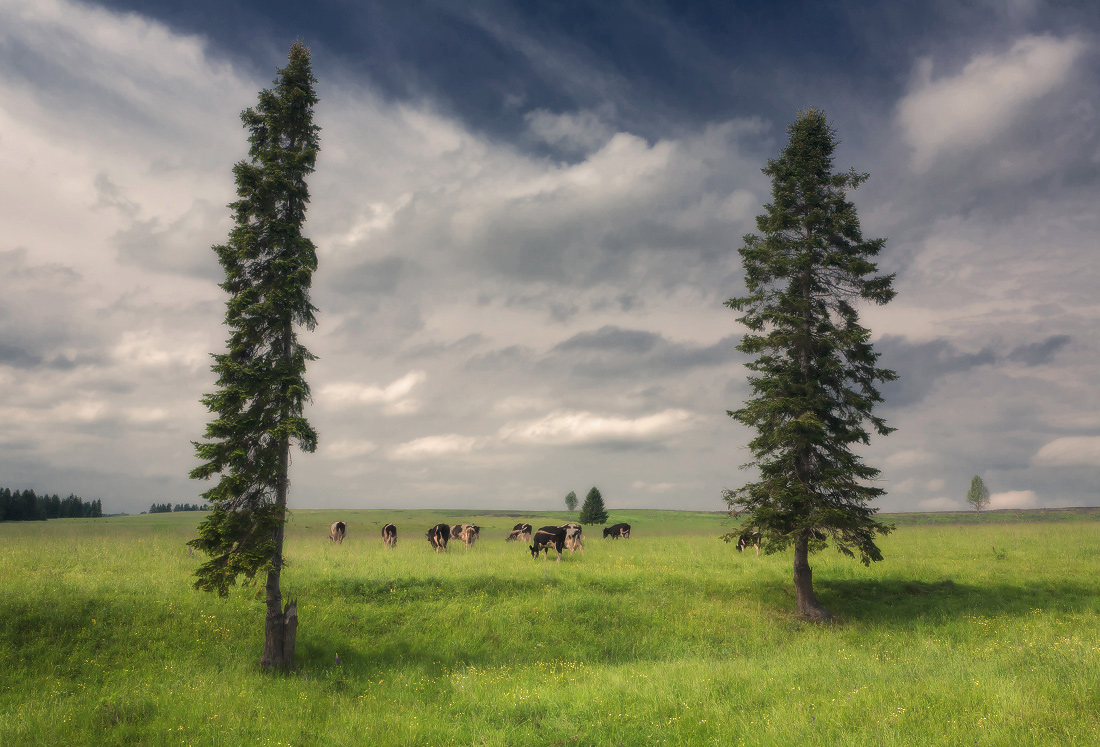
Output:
[
  {"xmin": 506, "ymin": 523, "xmax": 533, "ymax": 543},
  {"xmin": 381, "ymin": 523, "xmax": 398, "ymax": 549},
  {"xmin": 426, "ymin": 523, "xmax": 451, "ymax": 552},
  {"xmin": 530, "ymin": 525, "xmax": 568, "ymax": 561},
  {"xmin": 561, "ymin": 522, "xmax": 584, "ymax": 553},
  {"xmin": 737, "ymin": 530, "xmax": 760, "ymax": 556},
  {"xmin": 453, "ymin": 524, "xmax": 481, "ymax": 549},
  {"xmin": 602, "ymin": 522, "xmax": 630, "ymax": 539},
  {"xmin": 329, "ymin": 521, "xmax": 347, "ymax": 544}
]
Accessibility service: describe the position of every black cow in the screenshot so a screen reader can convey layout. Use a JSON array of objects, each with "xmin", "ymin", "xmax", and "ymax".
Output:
[
  {"xmin": 506, "ymin": 523, "xmax": 533, "ymax": 543},
  {"xmin": 329, "ymin": 521, "xmax": 347, "ymax": 544},
  {"xmin": 737, "ymin": 530, "xmax": 759, "ymax": 556},
  {"xmin": 603, "ymin": 522, "xmax": 630, "ymax": 539},
  {"xmin": 530, "ymin": 525, "xmax": 567, "ymax": 561},
  {"xmin": 426, "ymin": 523, "xmax": 451, "ymax": 552},
  {"xmin": 381, "ymin": 523, "xmax": 397, "ymax": 549}
]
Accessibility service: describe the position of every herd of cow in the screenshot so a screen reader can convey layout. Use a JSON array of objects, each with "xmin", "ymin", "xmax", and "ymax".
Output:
[{"xmin": 327, "ymin": 519, "xmax": 633, "ymax": 560}]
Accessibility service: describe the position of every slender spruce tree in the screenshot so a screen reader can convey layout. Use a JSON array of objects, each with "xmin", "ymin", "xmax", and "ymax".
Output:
[
  {"xmin": 189, "ymin": 41, "xmax": 320, "ymax": 670},
  {"xmin": 578, "ymin": 487, "xmax": 608, "ymax": 525},
  {"xmin": 724, "ymin": 109, "xmax": 896, "ymax": 621}
]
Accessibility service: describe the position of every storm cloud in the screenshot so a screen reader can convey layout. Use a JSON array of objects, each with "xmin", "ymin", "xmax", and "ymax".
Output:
[{"xmin": 2, "ymin": 0, "xmax": 1098, "ymax": 513}]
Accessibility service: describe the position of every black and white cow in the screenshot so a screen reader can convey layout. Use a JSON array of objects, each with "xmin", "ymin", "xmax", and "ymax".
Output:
[
  {"xmin": 381, "ymin": 523, "xmax": 397, "ymax": 549},
  {"xmin": 529, "ymin": 525, "xmax": 568, "ymax": 561},
  {"xmin": 426, "ymin": 523, "xmax": 451, "ymax": 552},
  {"xmin": 602, "ymin": 522, "xmax": 630, "ymax": 539},
  {"xmin": 561, "ymin": 522, "xmax": 584, "ymax": 553},
  {"xmin": 329, "ymin": 521, "xmax": 347, "ymax": 544},
  {"xmin": 453, "ymin": 524, "xmax": 481, "ymax": 549},
  {"xmin": 506, "ymin": 523, "xmax": 533, "ymax": 543},
  {"xmin": 737, "ymin": 530, "xmax": 760, "ymax": 556}
]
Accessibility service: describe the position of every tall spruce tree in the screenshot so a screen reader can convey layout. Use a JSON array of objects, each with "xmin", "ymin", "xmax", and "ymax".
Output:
[
  {"xmin": 724, "ymin": 109, "xmax": 896, "ymax": 621},
  {"xmin": 578, "ymin": 487, "xmax": 608, "ymax": 525},
  {"xmin": 189, "ymin": 41, "xmax": 320, "ymax": 671},
  {"xmin": 966, "ymin": 475, "xmax": 990, "ymax": 512}
]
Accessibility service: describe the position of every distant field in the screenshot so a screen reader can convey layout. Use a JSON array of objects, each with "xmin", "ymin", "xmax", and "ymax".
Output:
[{"xmin": 2, "ymin": 508, "xmax": 1098, "ymax": 745}]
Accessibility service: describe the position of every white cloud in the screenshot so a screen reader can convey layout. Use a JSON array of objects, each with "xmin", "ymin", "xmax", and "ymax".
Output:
[
  {"xmin": 322, "ymin": 439, "xmax": 378, "ymax": 460},
  {"xmin": 491, "ymin": 396, "xmax": 554, "ymax": 416},
  {"xmin": 988, "ymin": 490, "xmax": 1040, "ymax": 510},
  {"xmin": 897, "ymin": 35, "xmax": 1085, "ymax": 170},
  {"xmin": 388, "ymin": 434, "xmax": 485, "ymax": 461},
  {"xmin": 500, "ymin": 409, "xmax": 695, "ymax": 446},
  {"xmin": 318, "ymin": 371, "xmax": 426, "ymax": 414},
  {"xmin": 631, "ymin": 481, "xmax": 692, "ymax": 493},
  {"xmin": 525, "ymin": 108, "xmax": 612, "ymax": 152},
  {"xmin": 1033, "ymin": 436, "xmax": 1100, "ymax": 466},
  {"xmin": 917, "ymin": 496, "xmax": 964, "ymax": 512}
]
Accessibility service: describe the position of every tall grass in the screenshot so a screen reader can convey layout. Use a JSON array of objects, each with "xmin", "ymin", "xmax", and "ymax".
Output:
[{"xmin": 2, "ymin": 510, "xmax": 1098, "ymax": 745}]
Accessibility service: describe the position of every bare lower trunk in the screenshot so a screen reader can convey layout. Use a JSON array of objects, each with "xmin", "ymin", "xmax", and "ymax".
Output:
[
  {"xmin": 793, "ymin": 535, "xmax": 832, "ymax": 621},
  {"xmin": 261, "ymin": 435, "xmax": 294, "ymax": 671}
]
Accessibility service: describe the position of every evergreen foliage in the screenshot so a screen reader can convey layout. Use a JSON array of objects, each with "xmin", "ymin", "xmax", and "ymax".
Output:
[
  {"xmin": 147, "ymin": 503, "xmax": 205, "ymax": 514},
  {"xmin": 578, "ymin": 487, "xmax": 608, "ymax": 525},
  {"xmin": 722, "ymin": 109, "xmax": 896, "ymax": 620},
  {"xmin": 0, "ymin": 488, "xmax": 102, "ymax": 521},
  {"xmin": 967, "ymin": 476, "xmax": 991, "ymax": 512},
  {"xmin": 564, "ymin": 490, "xmax": 578, "ymax": 512},
  {"xmin": 188, "ymin": 42, "xmax": 320, "ymax": 670}
]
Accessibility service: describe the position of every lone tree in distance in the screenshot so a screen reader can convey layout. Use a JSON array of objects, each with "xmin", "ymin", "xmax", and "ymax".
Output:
[
  {"xmin": 724, "ymin": 109, "xmax": 896, "ymax": 621},
  {"xmin": 967, "ymin": 475, "xmax": 990, "ymax": 512},
  {"xmin": 578, "ymin": 487, "xmax": 608, "ymax": 525},
  {"xmin": 564, "ymin": 490, "xmax": 578, "ymax": 512},
  {"xmin": 189, "ymin": 41, "xmax": 321, "ymax": 671}
]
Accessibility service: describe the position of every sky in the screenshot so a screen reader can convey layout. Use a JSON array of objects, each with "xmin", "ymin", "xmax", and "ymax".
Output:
[{"xmin": 1, "ymin": 0, "xmax": 1098, "ymax": 515}]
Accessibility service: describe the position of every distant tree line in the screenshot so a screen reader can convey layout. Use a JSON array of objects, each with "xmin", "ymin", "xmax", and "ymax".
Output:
[
  {"xmin": 148, "ymin": 503, "xmax": 208, "ymax": 514},
  {"xmin": 0, "ymin": 487, "xmax": 103, "ymax": 522}
]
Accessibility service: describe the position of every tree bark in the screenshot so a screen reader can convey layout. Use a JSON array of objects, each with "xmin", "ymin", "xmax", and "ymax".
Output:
[
  {"xmin": 261, "ymin": 422, "xmax": 292, "ymax": 670},
  {"xmin": 793, "ymin": 534, "xmax": 832, "ymax": 621}
]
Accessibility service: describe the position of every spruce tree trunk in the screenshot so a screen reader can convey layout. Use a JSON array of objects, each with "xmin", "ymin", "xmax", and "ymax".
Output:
[
  {"xmin": 262, "ymin": 321, "xmax": 297, "ymax": 671},
  {"xmin": 793, "ymin": 534, "xmax": 832, "ymax": 621},
  {"xmin": 260, "ymin": 433, "xmax": 292, "ymax": 670},
  {"xmin": 263, "ymin": 321, "xmax": 295, "ymax": 669}
]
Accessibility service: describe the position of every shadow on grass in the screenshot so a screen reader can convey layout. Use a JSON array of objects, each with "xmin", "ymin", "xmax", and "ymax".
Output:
[
  {"xmin": 312, "ymin": 573, "xmax": 566, "ymax": 603},
  {"xmin": 6, "ymin": 572, "xmax": 1097, "ymax": 682},
  {"xmin": 817, "ymin": 577, "xmax": 1098, "ymax": 623}
]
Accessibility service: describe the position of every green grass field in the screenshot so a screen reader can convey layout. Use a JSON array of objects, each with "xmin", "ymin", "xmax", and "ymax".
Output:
[{"xmin": 2, "ymin": 508, "xmax": 1098, "ymax": 745}]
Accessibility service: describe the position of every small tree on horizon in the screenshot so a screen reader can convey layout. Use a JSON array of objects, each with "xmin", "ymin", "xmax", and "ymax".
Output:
[
  {"xmin": 189, "ymin": 41, "xmax": 321, "ymax": 672},
  {"xmin": 967, "ymin": 475, "xmax": 990, "ymax": 512},
  {"xmin": 723, "ymin": 109, "xmax": 896, "ymax": 622},
  {"xmin": 564, "ymin": 490, "xmax": 578, "ymax": 512},
  {"xmin": 578, "ymin": 487, "xmax": 608, "ymax": 525}
]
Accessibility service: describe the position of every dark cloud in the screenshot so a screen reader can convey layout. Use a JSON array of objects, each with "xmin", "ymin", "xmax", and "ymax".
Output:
[
  {"xmin": 92, "ymin": 172, "xmax": 139, "ymax": 217},
  {"xmin": 878, "ymin": 336, "xmax": 997, "ymax": 407},
  {"xmin": 463, "ymin": 344, "xmax": 534, "ymax": 371},
  {"xmin": 0, "ymin": 248, "xmax": 82, "ymax": 286},
  {"xmin": 554, "ymin": 325, "xmax": 660, "ymax": 355},
  {"xmin": 1008, "ymin": 335, "xmax": 1072, "ymax": 366},
  {"xmin": 328, "ymin": 256, "xmax": 416, "ymax": 296},
  {"xmin": 400, "ymin": 333, "xmax": 485, "ymax": 360},
  {"xmin": 0, "ymin": 341, "xmax": 41, "ymax": 369},
  {"xmin": 547, "ymin": 325, "xmax": 739, "ymax": 379},
  {"xmin": 113, "ymin": 201, "xmax": 225, "ymax": 279}
]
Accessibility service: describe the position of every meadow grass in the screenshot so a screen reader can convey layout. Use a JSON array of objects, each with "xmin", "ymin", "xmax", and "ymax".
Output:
[{"xmin": 1, "ymin": 509, "xmax": 1098, "ymax": 745}]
